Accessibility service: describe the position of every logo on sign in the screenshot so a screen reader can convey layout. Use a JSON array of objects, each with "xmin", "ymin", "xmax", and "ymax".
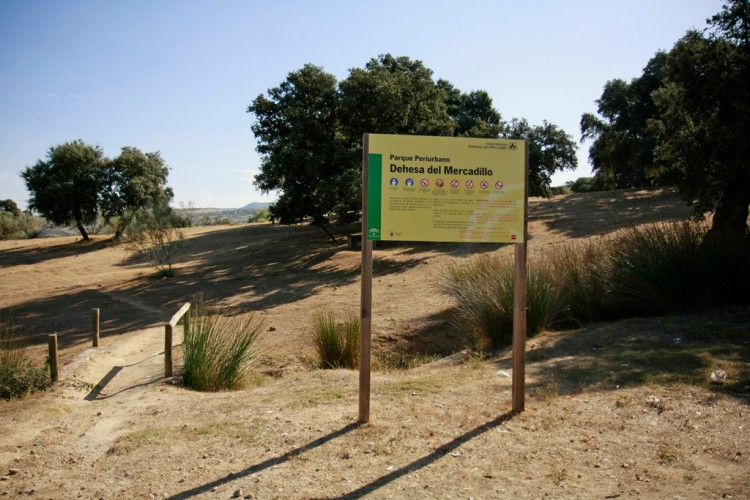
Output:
[
  {"xmin": 466, "ymin": 180, "xmax": 474, "ymax": 189},
  {"xmin": 495, "ymin": 181, "xmax": 504, "ymax": 190},
  {"xmin": 450, "ymin": 179, "xmax": 459, "ymax": 189},
  {"xmin": 405, "ymin": 178, "xmax": 414, "ymax": 187},
  {"xmin": 390, "ymin": 178, "xmax": 398, "ymax": 186},
  {"xmin": 480, "ymin": 180, "xmax": 489, "ymax": 190},
  {"xmin": 436, "ymin": 179, "xmax": 444, "ymax": 188},
  {"xmin": 420, "ymin": 178, "xmax": 429, "ymax": 187}
]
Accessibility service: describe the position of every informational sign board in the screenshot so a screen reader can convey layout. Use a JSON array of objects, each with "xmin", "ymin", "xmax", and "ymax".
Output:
[{"xmin": 366, "ymin": 134, "xmax": 526, "ymax": 243}]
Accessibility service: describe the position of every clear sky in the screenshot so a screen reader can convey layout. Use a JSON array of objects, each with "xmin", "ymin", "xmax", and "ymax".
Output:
[{"xmin": 0, "ymin": 0, "xmax": 721, "ymax": 209}]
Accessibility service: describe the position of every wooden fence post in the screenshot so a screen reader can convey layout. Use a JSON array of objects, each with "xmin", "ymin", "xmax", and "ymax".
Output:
[
  {"xmin": 165, "ymin": 323, "xmax": 173, "ymax": 378},
  {"xmin": 48, "ymin": 334, "xmax": 58, "ymax": 383},
  {"xmin": 92, "ymin": 308, "xmax": 100, "ymax": 347},
  {"xmin": 164, "ymin": 302, "xmax": 190, "ymax": 379},
  {"xmin": 184, "ymin": 310, "xmax": 190, "ymax": 338}
]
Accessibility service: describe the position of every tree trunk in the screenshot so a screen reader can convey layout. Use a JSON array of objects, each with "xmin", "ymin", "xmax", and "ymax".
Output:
[
  {"xmin": 313, "ymin": 220, "xmax": 338, "ymax": 244},
  {"xmin": 76, "ymin": 222, "xmax": 90, "ymax": 241},
  {"xmin": 705, "ymin": 180, "xmax": 750, "ymax": 241}
]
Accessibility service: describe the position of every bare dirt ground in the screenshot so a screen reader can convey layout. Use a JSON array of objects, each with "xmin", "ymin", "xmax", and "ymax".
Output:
[{"xmin": 1, "ymin": 188, "xmax": 748, "ymax": 499}]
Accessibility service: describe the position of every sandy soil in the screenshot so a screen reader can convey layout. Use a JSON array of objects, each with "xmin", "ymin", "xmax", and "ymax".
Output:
[{"xmin": 1, "ymin": 188, "xmax": 748, "ymax": 499}]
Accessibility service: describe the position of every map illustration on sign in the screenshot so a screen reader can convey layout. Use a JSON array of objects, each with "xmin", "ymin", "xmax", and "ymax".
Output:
[{"xmin": 366, "ymin": 134, "xmax": 526, "ymax": 243}]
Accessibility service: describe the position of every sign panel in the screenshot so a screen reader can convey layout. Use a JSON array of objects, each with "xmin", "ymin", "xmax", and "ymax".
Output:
[{"xmin": 366, "ymin": 134, "xmax": 526, "ymax": 243}]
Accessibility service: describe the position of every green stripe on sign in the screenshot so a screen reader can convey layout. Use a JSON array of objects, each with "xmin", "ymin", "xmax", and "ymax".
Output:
[{"xmin": 367, "ymin": 153, "xmax": 382, "ymax": 240}]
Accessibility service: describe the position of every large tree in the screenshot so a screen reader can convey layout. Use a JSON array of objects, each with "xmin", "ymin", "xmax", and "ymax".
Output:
[
  {"xmin": 338, "ymin": 54, "xmax": 456, "ymax": 141},
  {"xmin": 438, "ymin": 79, "xmax": 503, "ymax": 138},
  {"xmin": 248, "ymin": 64, "xmax": 347, "ymax": 236},
  {"xmin": 580, "ymin": 52, "xmax": 667, "ymax": 189},
  {"xmin": 101, "ymin": 147, "xmax": 172, "ymax": 239},
  {"xmin": 249, "ymin": 54, "xmax": 578, "ymax": 231},
  {"xmin": 651, "ymin": 0, "xmax": 750, "ymax": 238},
  {"xmin": 503, "ymin": 119, "xmax": 578, "ymax": 197},
  {"xmin": 22, "ymin": 140, "xmax": 104, "ymax": 240},
  {"xmin": 22, "ymin": 140, "xmax": 175, "ymax": 240},
  {"xmin": 582, "ymin": 0, "xmax": 750, "ymax": 237}
]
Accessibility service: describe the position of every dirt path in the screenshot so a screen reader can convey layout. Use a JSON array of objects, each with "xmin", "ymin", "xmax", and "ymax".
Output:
[{"xmin": 1, "ymin": 325, "xmax": 175, "ymax": 464}]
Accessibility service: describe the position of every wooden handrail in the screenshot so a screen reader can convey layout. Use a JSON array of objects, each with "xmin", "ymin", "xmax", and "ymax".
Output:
[{"xmin": 165, "ymin": 302, "xmax": 191, "ymax": 378}]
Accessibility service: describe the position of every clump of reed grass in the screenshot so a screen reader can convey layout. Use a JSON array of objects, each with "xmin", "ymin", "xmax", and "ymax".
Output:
[
  {"xmin": 312, "ymin": 311, "xmax": 359, "ymax": 369},
  {"xmin": 182, "ymin": 299, "xmax": 265, "ymax": 392},
  {"xmin": 441, "ymin": 220, "xmax": 749, "ymax": 349},
  {"xmin": 440, "ymin": 251, "xmax": 571, "ymax": 350},
  {"xmin": 0, "ymin": 313, "xmax": 50, "ymax": 399}
]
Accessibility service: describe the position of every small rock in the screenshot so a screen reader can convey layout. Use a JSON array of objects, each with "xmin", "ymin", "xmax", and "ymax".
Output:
[
  {"xmin": 233, "ymin": 489, "xmax": 243, "ymax": 498},
  {"xmin": 710, "ymin": 370, "xmax": 727, "ymax": 384},
  {"xmin": 7, "ymin": 469, "xmax": 19, "ymax": 476},
  {"xmin": 496, "ymin": 370, "xmax": 510, "ymax": 378},
  {"xmin": 268, "ymin": 326, "xmax": 276, "ymax": 332},
  {"xmin": 96, "ymin": 411, "xmax": 102, "ymax": 416}
]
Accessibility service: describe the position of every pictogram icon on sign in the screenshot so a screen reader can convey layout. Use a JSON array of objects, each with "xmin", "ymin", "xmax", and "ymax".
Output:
[
  {"xmin": 466, "ymin": 180, "xmax": 474, "ymax": 189},
  {"xmin": 495, "ymin": 181, "xmax": 504, "ymax": 190},
  {"xmin": 436, "ymin": 179, "xmax": 444, "ymax": 188},
  {"xmin": 450, "ymin": 179, "xmax": 459, "ymax": 188},
  {"xmin": 480, "ymin": 180, "xmax": 489, "ymax": 190},
  {"xmin": 420, "ymin": 178, "xmax": 429, "ymax": 187}
]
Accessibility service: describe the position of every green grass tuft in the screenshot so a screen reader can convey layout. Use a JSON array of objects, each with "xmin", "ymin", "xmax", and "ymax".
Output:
[
  {"xmin": 182, "ymin": 299, "xmax": 265, "ymax": 392},
  {"xmin": 441, "ymin": 221, "xmax": 750, "ymax": 349},
  {"xmin": 312, "ymin": 311, "xmax": 359, "ymax": 369},
  {"xmin": 0, "ymin": 313, "xmax": 50, "ymax": 399}
]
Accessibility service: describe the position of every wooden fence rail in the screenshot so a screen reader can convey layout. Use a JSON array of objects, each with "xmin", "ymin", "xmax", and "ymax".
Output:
[{"xmin": 164, "ymin": 302, "xmax": 191, "ymax": 378}]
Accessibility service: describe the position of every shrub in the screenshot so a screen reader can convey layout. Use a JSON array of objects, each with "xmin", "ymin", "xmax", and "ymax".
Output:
[
  {"xmin": 441, "ymin": 252, "xmax": 569, "ymax": 350},
  {"xmin": 441, "ymin": 221, "xmax": 750, "ymax": 349},
  {"xmin": 312, "ymin": 311, "xmax": 359, "ymax": 369},
  {"xmin": 0, "ymin": 211, "xmax": 50, "ymax": 240},
  {"xmin": 0, "ymin": 314, "xmax": 50, "ymax": 399},
  {"xmin": 248, "ymin": 208, "xmax": 269, "ymax": 223},
  {"xmin": 605, "ymin": 222, "xmax": 708, "ymax": 316},
  {"xmin": 125, "ymin": 203, "xmax": 184, "ymax": 277},
  {"xmin": 605, "ymin": 222, "xmax": 750, "ymax": 316},
  {"xmin": 182, "ymin": 300, "xmax": 265, "ymax": 391}
]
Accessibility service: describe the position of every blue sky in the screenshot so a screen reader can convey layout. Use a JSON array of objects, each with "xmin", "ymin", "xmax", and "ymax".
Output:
[{"xmin": 0, "ymin": 0, "xmax": 721, "ymax": 209}]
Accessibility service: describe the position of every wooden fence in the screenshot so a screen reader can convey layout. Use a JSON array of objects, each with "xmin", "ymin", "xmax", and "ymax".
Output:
[{"xmin": 164, "ymin": 302, "xmax": 191, "ymax": 378}]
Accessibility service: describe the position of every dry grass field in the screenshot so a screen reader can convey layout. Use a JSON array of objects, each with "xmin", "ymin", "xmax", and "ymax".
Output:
[{"xmin": 1, "ymin": 188, "xmax": 748, "ymax": 499}]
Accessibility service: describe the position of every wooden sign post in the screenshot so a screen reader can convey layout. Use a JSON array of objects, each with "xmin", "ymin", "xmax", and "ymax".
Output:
[{"xmin": 360, "ymin": 134, "xmax": 528, "ymax": 422}]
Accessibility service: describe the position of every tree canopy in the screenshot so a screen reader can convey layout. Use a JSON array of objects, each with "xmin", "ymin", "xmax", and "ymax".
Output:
[
  {"xmin": 102, "ymin": 147, "xmax": 172, "ymax": 239},
  {"xmin": 248, "ymin": 54, "xmax": 577, "ymax": 230},
  {"xmin": 22, "ymin": 140, "xmax": 173, "ymax": 240},
  {"xmin": 582, "ymin": 0, "xmax": 750, "ymax": 237},
  {"xmin": 22, "ymin": 140, "xmax": 104, "ymax": 240},
  {"xmin": 580, "ymin": 52, "xmax": 667, "ymax": 189}
]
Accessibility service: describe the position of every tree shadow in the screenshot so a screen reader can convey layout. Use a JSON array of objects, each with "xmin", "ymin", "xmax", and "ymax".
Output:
[
  {"xmin": 116, "ymin": 223, "xmax": 430, "ymax": 314},
  {"xmin": 7, "ymin": 223, "xmax": 436, "ymax": 349},
  {"xmin": 4, "ymin": 287, "xmax": 166, "ymax": 350},
  {"xmin": 492, "ymin": 308, "xmax": 750, "ymax": 401},
  {"xmin": 529, "ymin": 188, "xmax": 693, "ymax": 240},
  {"xmin": 0, "ymin": 237, "xmax": 114, "ymax": 268}
]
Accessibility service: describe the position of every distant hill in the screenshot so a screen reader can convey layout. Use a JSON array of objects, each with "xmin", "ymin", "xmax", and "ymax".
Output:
[
  {"xmin": 179, "ymin": 202, "xmax": 270, "ymax": 225},
  {"xmin": 242, "ymin": 202, "xmax": 270, "ymax": 211}
]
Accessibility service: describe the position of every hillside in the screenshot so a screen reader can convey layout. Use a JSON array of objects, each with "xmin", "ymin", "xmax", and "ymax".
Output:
[{"xmin": 0, "ymin": 188, "xmax": 748, "ymax": 499}]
